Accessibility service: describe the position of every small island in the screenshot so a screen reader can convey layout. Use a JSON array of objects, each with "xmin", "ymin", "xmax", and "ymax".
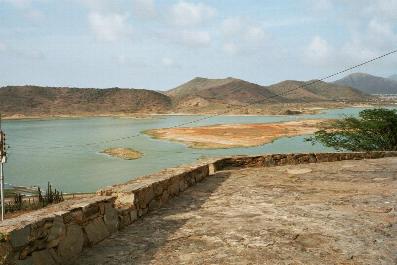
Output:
[
  {"xmin": 102, "ymin": 148, "xmax": 143, "ymax": 160},
  {"xmin": 146, "ymin": 119, "xmax": 324, "ymax": 149}
]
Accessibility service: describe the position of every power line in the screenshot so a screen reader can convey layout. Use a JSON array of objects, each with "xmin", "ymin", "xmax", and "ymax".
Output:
[
  {"xmin": 6, "ymin": 48, "xmax": 397, "ymax": 150},
  {"xmin": 165, "ymin": 49, "xmax": 397, "ymax": 128}
]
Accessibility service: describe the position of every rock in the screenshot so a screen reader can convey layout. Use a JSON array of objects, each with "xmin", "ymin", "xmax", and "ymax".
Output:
[
  {"xmin": 46, "ymin": 216, "xmax": 65, "ymax": 248},
  {"xmin": 57, "ymin": 224, "xmax": 84, "ymax": 262},
  {"xmin": 0, "ymin": 242, "xmax": 13, "ymax": 264},
  {"xmin": 84, "ymin": 217, "xmax": 110, "ymax": 245},
  {"xmin": 10, "ymin": 225, "xmax": 31, "ymax": 248},
  {"xmin": 32, "ymin": 249, "xmax": 57, "ymax": 265},
  {"xmin": 15, "ymin": 256, "xmax": 33, "ymax": 265},
  {"xmin": 119, "ymin": 214, "xmax": 131, "ymax": 228},
  {"xmin": 82, "ymin": 204, "xmax": 100, "ymax": 221},
  {"xmin": 130, "ymin": 210, "xmax": 138, "ymax": 222},
  {"xmin": 103, "ymin": 204, "xmax": 119, "ymax": 233}
]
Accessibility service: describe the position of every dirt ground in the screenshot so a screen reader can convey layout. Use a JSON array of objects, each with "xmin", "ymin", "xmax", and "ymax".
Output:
[
  {"xmin": 75, "ymin": 157, "xmax": 397, "ymax": 265},
  {"xmin": 146, "ymin": 119, "xmax": 324, "ymax": 148}
]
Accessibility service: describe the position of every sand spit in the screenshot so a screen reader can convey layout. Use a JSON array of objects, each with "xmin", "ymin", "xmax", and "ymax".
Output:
[{"xmin": 146, "ymin": 119, "xmax": 324, "ymax": 149}]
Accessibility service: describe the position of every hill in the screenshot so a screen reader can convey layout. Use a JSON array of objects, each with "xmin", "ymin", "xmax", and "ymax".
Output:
[
  {"xmin": 167, "ymin": 77, "xmax": 281, "ymax": 105},
  {"xmin": 0, "ymin": 86, "xmax": 172, "ymax": 118},
  {"xmin": 168, "ymin": 77, "xmax": 370, "ymax": 107},
  {"xmin": 268, "ymin": 80, "xmax": 367, "ymax": 101},
  {"xmin": 334, "ymin": 73, "xmax": 397, "ymax": 94},
  {"xmin": 389, "ymin": 74, "xmax": 397, "ymax": 81}
]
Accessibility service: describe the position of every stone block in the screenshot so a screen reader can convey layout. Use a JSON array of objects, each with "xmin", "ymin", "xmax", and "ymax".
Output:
[
  {"xmin": 152, "ymin": 181, "xmax": 165, "ymax": 196},
  {"xmin": 115, "ymin": 193, "xmax": 135, "ymax": 208},
  {"xmin": 32, "ymin": 249, "xmax": 57, "ymax": 265},
  {"xmin": 148, "ymin": 198, "xmax": 160, "ymax": 211},
  {"xmin": 82, "ymin": 203, "xmax": 100, "ymax": 221},
  {"xmin": 179, "ymin": 179, "xmax": 188, "ymax": 192},
  {"xmin": 119, "ymin": 214, "xmax": 131, "ymax": 228},
  {"xmin": 46, "ymin": 216, "xmax": 65, "ymax": 248},
  {"xmin": 57, "ymin": 224, "xmax": 84, "ymax": 262},
  {"xmin": 103, "ymin": 204, "xmax": 119, "ymax": 233},
  {"xmin": 69, "ymin": 209, "xmax": 83, "ymax": 224},
  {"xmin": 136, "ymin": 186, "xmax": 154, "ymax": 209},
  {"xmin": 15, "ymin": 256, "xmax": 33, "ymax": 265},
  {"xmin": 137, "ymin": 207, "xmax": 148, "ymax": 218},
  {"xmin": 161, "ymin": 190, "xmax": 169, "ymax": 204},
  {"xmin": 0, "ymin": 242, "xmax": 13, "ymax": 264},
  {"xmin": 130, "ymin": 210, "xmax": 138, "ymax": 222},
  {"xmin": 10, "ymin": 225, "xmax": 31, "ymax": 248},
  {"xmin": 168, "ymin": 178, "xmax": 180, "ymax": 196},
  {"xmin": 84, "ymin": 217, "xmax": 110, "ymax": 245}
]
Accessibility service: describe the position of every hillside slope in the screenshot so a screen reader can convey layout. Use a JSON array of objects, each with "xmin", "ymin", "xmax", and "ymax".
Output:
[
  {"xmin": 167, "ymin": 77, "xmax": 281, "ymax": 104},
  {"xmin": 389, "ymin": 74, "xmax": 397, "ymax": 81},
  {"xmin": 0, "ymin": 86, "xmax": 172, "ymax": 117},
  {"xmin": 169, "ymin": 77, "xmax": 370, "ymax": 107},
  {"xmin": 334, "ymin": 73, "xmax": 397, "ymax": 94}
]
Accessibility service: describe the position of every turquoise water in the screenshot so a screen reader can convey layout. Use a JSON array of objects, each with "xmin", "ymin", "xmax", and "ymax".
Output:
[{"xmin": 0, "ymin": 108, "xmax": 379, "ymax": 192}]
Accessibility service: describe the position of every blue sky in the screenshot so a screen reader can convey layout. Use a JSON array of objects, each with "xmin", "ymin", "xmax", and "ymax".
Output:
[{"xmin": 0, "ymin": 0, "xmax": 396, "ymax": 90}]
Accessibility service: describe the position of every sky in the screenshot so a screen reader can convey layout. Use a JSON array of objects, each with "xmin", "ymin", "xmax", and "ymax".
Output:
[{"xmin": 0, "ymin": 0, "xmax": 396, "ymax": 90}]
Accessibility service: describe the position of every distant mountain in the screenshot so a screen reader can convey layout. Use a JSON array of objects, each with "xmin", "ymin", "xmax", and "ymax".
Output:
[
  {"xmin": 389, "ymin": 74, "xmax": 397, "ymax": 81},
  {"xmin": 334, "ymin": 73, "xmax": 397, "ymax": 94},
  {"xmin": 167, "ymin": 77, "xmax": 281, "ymax": 105},
  {"xmin": 0, "ymin": 86, "xmax": 172, "ymax": 117},
  {"xmin": 268, "ymin": 80, "xmax": 368, "ymax": 101},
  {"xmin": 168, "ymin": 77, "xmax": 370, "ymax": 107},
  {"xmin": 1, "ymin": 77, "xmax": 374, "ymax": 118}
]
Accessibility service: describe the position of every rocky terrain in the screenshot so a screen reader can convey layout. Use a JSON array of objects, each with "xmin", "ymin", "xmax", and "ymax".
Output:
[
  {"xmin": 0, "ymin": 86, "xmax": 172, "ymax": 118},
  {"xmin": 334, "ymin": 72, "xmax": 397, "ymax": 94},
  {"xmin": 0, "ymin": 76, "xmax": 378, "ymax": 119}
]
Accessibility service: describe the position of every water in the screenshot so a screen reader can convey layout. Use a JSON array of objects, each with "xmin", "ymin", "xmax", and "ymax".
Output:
[{"xmin": 0, "ymin": 107, "xmax": 382, "ymax": 192}]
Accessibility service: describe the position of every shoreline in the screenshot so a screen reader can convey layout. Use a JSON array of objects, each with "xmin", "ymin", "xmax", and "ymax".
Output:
[{"xmin": 2, "ymin": 103, "xmax": 393, "ymax": 121}]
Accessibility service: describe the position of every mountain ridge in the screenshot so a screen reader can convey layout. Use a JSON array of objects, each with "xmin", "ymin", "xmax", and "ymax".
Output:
[
  {"xmin": 334, "ymin": 73, "xmax": 397, "ymax": 94},
  {"xmin": 0, "ymin": 76, "xmax": 374, "ymax": 118}
]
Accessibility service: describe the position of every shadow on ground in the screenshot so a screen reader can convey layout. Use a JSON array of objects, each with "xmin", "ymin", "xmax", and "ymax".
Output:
[{"xmin": 74, "ymin": 171, "xmax": 231, "ymax": 265}]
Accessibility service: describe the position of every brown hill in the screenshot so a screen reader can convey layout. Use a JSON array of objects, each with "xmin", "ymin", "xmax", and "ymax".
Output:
[
  {"xmin": 334, "ymin": 73, "xmax": 397, "ymax": 94},
  {"xmin": 168, "ymin": 77, "xmax": 371, "ymax": 108},
  {"xmin": 167, "ymin": 77, "xmax": 281, "ymax": 105},
  {"xmin": 0, "ymin": 86, "xmax": 172, "ymax": 117},
  {"xmin": 269, "ymin": 80, "xmax": 370, "ymax": 102}
]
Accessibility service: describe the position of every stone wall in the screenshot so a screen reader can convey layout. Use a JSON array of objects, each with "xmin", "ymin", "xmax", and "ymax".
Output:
[{"xmin": 1, "ymin": 151, "xmax": 397, "ymax": 265}]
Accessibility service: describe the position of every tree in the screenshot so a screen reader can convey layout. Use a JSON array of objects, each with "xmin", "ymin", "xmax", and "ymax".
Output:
[{"xmin": 306, "ymin": 108, "xmax": 397, "ymax": 151}]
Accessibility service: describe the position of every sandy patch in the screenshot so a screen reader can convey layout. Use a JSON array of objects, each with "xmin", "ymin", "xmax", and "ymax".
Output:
[
  {"xmin": 146, "ymin": 119, "xmax": 324, "ymax": 149},
  {"xmin": 102, "ymin": 148, "xmax": 143, "ymax": 160}
]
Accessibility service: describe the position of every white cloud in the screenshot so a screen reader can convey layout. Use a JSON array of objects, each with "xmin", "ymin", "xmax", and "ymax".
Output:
[
  {"xmin": 0, "ymin": 41, "xmax": 7, "ymax": 52},
  {"xmin": 1, "ymin": 0, "xmax": 33, "ymax": 8},
  {"xmin": 305, "ymin": 36, "xmax": 331, "ymax": 61},
  {"xmin": 364, "ymin": 0, "xmax": 397, "ymax": 21},
  {"xmin": 310, "ymin": 0, "xmax": 332, "ymax": 11},
  {"xmin": 221, "ymin": 17, "xmax": 243, "ymax": 37},
  {"xmin": 179, "ymin": 30, "xmax": 211, "ymax": 47},
  {"xmin": 244, "ymin": 26, "xmax": 266, "ymax": 44},
  {"xmin": 223, "ymin": 42, "xmax": 238, "ymax": 55},
  {"xmin": 81, "ymin": 0, "xmax": 112, "ymax": 12},
  {"xmin": 221, "ymin": 17, "xmax": 268, "ymax": 55},
  {"xmin": 132, "ymin": 0, "xmax": 156, "ymax": 18},
  {"xmin": 88, "ymin": 12, "xmax": 132, "ymax": 42},
  {"xmin": 170, "ymin": 1, "xmax": 216, "ymax": 27},
  {"xmin": 161, "ymin": 57, "xmax": 174, "ymax": 67}
]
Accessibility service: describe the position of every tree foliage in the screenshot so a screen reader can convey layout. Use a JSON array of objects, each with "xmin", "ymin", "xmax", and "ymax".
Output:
[{"xmin": 307, "ymin": 108, "xmax": 397, "ymax": 151}]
